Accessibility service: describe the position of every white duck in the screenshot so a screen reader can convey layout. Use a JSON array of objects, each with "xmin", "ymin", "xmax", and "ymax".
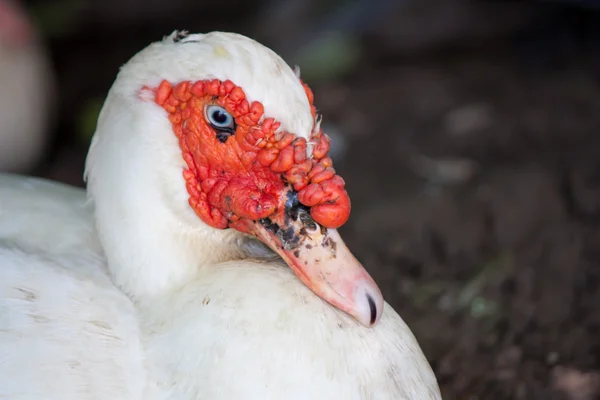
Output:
[
  {"xmin": 0, "ymin": 31, "xmax": 441, "ymax": 399},
  {"xmin": 0, "ymin": 0, "xmax": 54, "ymax": 173}
]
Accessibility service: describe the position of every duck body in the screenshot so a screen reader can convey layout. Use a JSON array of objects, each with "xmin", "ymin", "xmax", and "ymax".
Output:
[
  {"xmin": 0, "ymin": 174, "xmax": 146, "ymax": 399},
  {"xmin": 0, "ymin": 31, "xmax": 441, "ymax": 399},
  {"xmin": 0, "ymin": 174, "xmax": 439, "ymax": 399},
  {"xmin": 142, "ymin": 262, "xmax": 439, "ymax": 400}
]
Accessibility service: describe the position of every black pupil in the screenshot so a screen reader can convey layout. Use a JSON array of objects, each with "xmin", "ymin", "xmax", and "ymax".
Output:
[{"xmin": 212, "ymin": 110, "xmax": 228, "ymax": 125}]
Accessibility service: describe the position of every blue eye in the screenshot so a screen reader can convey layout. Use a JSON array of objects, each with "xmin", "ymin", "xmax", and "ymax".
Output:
[{"xmin": 205, "ymin": 105, "xmax": 236, "ymax": 136}]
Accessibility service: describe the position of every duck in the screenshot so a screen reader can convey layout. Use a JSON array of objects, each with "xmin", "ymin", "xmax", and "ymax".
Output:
[
  {"xmin": 0, "ymin": 31, "xmax": 442, "ymax": 399},
  {"xmin": 0, "ymin": 0, "xmax": 54, "ymax": 173}
]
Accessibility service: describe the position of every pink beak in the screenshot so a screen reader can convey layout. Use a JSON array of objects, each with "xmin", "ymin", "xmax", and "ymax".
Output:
[{"xmin": 235, "ymin": 194, "xmax": 384, "ymax": 327}]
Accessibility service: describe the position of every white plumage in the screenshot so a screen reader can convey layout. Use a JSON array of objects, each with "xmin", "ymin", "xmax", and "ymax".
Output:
[{"xmin": 0, "ymin": 31, "xmax": 441, "ymax": 399}]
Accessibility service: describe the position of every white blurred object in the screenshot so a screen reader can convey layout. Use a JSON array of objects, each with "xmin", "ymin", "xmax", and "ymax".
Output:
[
  {"xmin": 444, "ymin": 103, "xmax": 493, "ymax": 137},
  {"xmin": 407, "ymin": 152, "xmax": 478, "ymax": 185},
  {"xmin": 0, "ymin": 0, "xmax": 55, "ymax": 172}
]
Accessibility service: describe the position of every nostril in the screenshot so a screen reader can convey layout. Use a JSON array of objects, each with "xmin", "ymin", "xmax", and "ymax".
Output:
[{"xmin": 366, "ymin": 293, "xmax": 377, "ymax": 325}]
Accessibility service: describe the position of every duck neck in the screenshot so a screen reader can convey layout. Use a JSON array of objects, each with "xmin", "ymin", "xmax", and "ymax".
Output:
[
  {"xmin": 85, "ymin": 92, "xmax": 256, "ymax": 302},
  {"xmin": 92, "ymin": 180, "xmax": 251, "ymax": 302}
]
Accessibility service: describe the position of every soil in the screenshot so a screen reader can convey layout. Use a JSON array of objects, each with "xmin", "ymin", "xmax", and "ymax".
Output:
[{"xmin": 25, "ymin": 1, "xmax": 600, "ymax": 398}]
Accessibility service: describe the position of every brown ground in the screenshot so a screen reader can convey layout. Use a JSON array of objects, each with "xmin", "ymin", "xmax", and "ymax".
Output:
[{"xmin": 27, "ymin": 0, "xmax": 600, "ymax": 398}]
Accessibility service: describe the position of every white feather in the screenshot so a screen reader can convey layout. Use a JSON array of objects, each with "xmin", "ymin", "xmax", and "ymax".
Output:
[{"xmin": 0, "ymin": 32, "xmax": 441, "ymax": 399}]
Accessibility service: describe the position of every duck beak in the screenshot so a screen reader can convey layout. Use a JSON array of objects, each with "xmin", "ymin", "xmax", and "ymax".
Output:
[{"xmin": 235, "ymin": 203, "xmax": 384, "ymax": 327}]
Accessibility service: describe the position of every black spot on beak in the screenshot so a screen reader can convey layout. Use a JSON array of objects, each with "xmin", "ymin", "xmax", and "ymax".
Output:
[
  {"xmin": 260, "ymin": 218, "xmax": 279, "ymax": 235},
  {"xmin": 284, "ymin": 189, "xmax": 313, "ymax": 227},
  {"xmin": 259, "ymin": 217, "xmax": 300, "ymax": 251}
]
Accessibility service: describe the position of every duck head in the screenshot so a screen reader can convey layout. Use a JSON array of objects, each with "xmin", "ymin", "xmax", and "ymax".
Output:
[{"xmin": 85, "ymin": 31, "xmax": 383, "ymax": 327}]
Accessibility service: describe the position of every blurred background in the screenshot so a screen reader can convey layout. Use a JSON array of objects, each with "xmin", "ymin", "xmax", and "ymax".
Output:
[{"xmin": 2, "ymin": 0, "xmax": 600, "ymax": 398}]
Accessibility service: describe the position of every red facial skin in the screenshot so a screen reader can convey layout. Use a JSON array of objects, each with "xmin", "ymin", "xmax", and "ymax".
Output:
[
  {"xmin": 149, "ymin": 78, "xmax": 351, "ymax": 231},
  {"xmin": 140, "ymin": 77, "xmax": 385, "ymax": 327}
]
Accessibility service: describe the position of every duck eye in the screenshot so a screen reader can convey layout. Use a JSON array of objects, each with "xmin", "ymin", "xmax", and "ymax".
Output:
[{"xmin": 205, "ymin": 105, "xmax": 236, "ymax": 142}]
